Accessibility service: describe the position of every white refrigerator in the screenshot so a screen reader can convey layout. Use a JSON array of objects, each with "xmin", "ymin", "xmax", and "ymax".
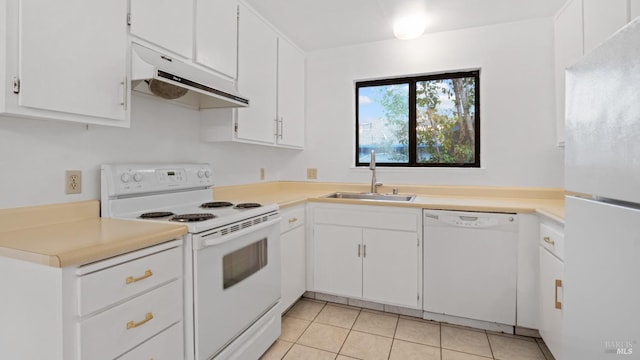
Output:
[{"xmin": 563, "ymin": 18, "xmax": 640, "ymax": 359}]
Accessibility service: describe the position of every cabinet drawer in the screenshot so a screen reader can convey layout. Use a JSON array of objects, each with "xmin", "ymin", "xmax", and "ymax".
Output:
[
  {"xmin": 540, "ymin": 223, "xmax": 564, "ymax": 260},
  {"xmin": 118, "ymin": 321, "xmax": 183, "ymax": 360},
  {"xmin": 280, "ymin": 207, "xmax": 305, "ymax": 233},
  {"xmin": 79, "ymin": 246, "xmax": 181, "ymax": 315},
  {"xmin": 314, "ymin": 207, "xmax": 418, "ymax": 231},
  {"xmin": 80, "ymin": 280, "xmax": 182, "ymax": 360}
]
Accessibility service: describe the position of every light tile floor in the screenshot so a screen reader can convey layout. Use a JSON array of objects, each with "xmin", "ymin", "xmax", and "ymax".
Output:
[{"xmin": 261, "ymin": 299, "xmax": 555, "ymax": 360}]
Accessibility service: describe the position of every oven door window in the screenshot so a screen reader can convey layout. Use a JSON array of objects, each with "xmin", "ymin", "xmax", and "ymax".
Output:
[{"xmin": 223, "ymin": 238, "xmax": 268, "ymax": 289}]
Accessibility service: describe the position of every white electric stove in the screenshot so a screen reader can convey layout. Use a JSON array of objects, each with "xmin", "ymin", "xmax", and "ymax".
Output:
[{"xmin": 101, "ymin": 163, "xmax": 282, "ymax": 360}]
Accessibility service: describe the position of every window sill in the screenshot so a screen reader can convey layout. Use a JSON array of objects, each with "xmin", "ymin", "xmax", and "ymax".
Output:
[{"xmin": 349, "ymin": 166, "xmax": 487, "ymax": 175}]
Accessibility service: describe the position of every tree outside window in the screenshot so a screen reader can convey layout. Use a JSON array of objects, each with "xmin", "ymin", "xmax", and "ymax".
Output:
[{"xmin": 356, "ymin": 70, "xmax": 480, "ymax": 167}]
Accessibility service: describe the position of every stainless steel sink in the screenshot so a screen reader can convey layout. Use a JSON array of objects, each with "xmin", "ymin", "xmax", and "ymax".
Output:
[{"xmin": 322, "ymin": 192, "xmax": 416, "ymax": 202}]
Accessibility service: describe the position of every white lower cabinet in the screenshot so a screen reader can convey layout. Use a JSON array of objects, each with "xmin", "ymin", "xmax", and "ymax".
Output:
[
  {"xmin": 118, "ymin": 322, "xmax": 184, "ymax": 360},
  {"xmin": 314, "ymin": 224, "xmax": 363, "ymax": 299},
  {"xmin": 538, "ymin": 218, "xmax": 564, "ymax": 359},
  {"xmin": 362, "ymin": 228, "xmax": 419, "ymax": 307},
  {"xmin": 310, "ymin": 204, "xmax": 421, "ymax": 309},
  {"xmin": 0, "ymin": 240, "xmax": 183, "ymax": 360},
  {"xmin": 280, "ymin": 205, "xmax": 307, "ymax": 313}
]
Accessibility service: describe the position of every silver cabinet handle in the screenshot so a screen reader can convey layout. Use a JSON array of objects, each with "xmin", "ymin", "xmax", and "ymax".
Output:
[
  {"xmin": 279, "ymin": 117, "xmax": 284, "ymax": 139},
  {"xmin": 120, "ymin": 76, "xmax": 128, "ymax": 110},
  {"xmin": 363, "ymin": 244, "xmax": 366, "ymax": 258},
  {"xmin": 357, "ymin": 244, "xmax": 361, "ymax": 257}
]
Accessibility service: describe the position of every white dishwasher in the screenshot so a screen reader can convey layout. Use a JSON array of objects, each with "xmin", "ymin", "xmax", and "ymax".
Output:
[{"xmin": 423, "ymin": 209, "xmax": 518, "ymax": 326}]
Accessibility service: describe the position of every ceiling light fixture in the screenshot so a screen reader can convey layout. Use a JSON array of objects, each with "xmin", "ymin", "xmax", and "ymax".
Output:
[{"xmin": 393, "ymin": 14, "xmax": 427, "ymax": 40}]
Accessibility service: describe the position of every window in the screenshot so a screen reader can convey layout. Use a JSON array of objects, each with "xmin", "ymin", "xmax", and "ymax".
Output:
[{"xmin": 356, "ymin": 70, "xmax": 480, "ymax": 167}]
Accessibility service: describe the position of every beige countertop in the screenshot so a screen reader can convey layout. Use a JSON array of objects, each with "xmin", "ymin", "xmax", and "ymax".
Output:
[
  {"xmin": 0, "ymin": 182, "xmax": 564, "ymax": 268},
  {"xmin": 213, "ymin": 181, "xmax": 565, "ymax": 220},
  {"xmin": 0, "ymin": 201, "xmax": 187, "ymax": 267}
]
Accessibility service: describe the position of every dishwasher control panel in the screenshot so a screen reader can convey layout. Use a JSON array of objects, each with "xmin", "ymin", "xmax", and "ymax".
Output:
[{"xmin": 424, "ymin": 210, "xmax": 517, "ymax": 229}]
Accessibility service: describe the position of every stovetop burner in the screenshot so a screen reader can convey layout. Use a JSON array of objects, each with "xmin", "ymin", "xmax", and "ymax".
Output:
[
  {"xmin": 170, "ymin": 213, "xmax": 217, "ymax": 222},
  {"xmin": 234, "ymin": 203, "xmax": 262, "ymax": 209},
  {"xmin": 140, "ymin": 211, "xmax": 175, "ymax": 219},
  {"xmin": 200, "ymin": 201, "xmax": 234, "ymax": 208}
]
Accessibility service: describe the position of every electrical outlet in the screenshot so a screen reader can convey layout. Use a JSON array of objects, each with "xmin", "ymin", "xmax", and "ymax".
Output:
[
  {"xmin": 260, "ymin": 168, "xmax": 265, "ymax": 180},
  {"xmin": 65, "ymin": 170, "xmax": 82, "ymax": 194},
  {"xmin": 307, "ymin": 168, "xmax": 318, "ymax": 179}
]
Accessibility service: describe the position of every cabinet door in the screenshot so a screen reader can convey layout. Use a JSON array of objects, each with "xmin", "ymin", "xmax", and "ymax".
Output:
[
  {"xmin": 129, "ymin": 0, "xmax": 193, "ymax": 58},
  {"xmin": 583, "ymin": 0, "xmax": 628, "ymax": 54},
  {"xmin": 554, "ymin": 0, "xmax": 583, "ymax": 146},
  {"xmin": 362, "ymin": 229, "xmax": 419, "ymax": 308},
  {"xmin": 195, "ymin": 0, "xmax": 238, "ymax": 78},
  {"xmin": 236, "ymin": 4, "xmax": 278, "ymax": 144},
  {"xmin": 281, "ymin": 226, "xmax": 306, "ymax": 313},
  {"xmin": 276, "ymin": 38, "xmax": 305, "ymax": 148},
  {"xmin": 18, "ymin": 0, "xmax": 128, "ymax": 123},
  {"xmin": 539, "ymin": 247, "xmax": 563, "ymax": 359},
  {"xmin": 632, "ymin": 0, "xmax": 640, "ymax": 20},
  {"xmin": 313, "ymin": 225, "xmax": 362, "ymax": 298}
]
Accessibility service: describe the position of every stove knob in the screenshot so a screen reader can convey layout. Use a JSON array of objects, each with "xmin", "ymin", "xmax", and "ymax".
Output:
[
  {"xmin": 120, "ymin": 173, "xmax": 131, "ymax": 183},
  {"xmin": 133, "ymin": 172, "xmax": 144, "ymax": 182},
  {"xmin": 204, "ymin": 170, "xmax": 212, "ymax": 178}
]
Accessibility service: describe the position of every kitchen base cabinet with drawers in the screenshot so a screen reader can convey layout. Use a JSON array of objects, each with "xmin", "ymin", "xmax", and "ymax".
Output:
[
  {"xmin": 538, "ymin": 216, "xmax": 564, "ymax": 359},
  {"xmin": 0, "ymin": 240, "xmax": 184, "ymax": 360},
  {"xmin": 280, "ymin": 205, "xmax": 307, "ymax": 313},
  {"xmin": 308, "ymin": 204, "xmax": 422, "ymax": 309}
]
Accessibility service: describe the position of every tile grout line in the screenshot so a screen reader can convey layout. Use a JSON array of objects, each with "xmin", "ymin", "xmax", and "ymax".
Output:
[
  {"xmin": 334, "ymin": 307, "xmax": 362, "ymax": 359},
  {"xmin": 387, "ymin": 314, "xmax": 402, "ymax": 360},
  {"xmin": 280, "ymin": 299, "xmax": 329, "ymax": 358},
  {"xmin": 485, "ymin": 330, "xmax": 496, "ymax": 360},
  {"xmin": 439, "ymin": 322, "xmax": 443, "ymax": 360}
]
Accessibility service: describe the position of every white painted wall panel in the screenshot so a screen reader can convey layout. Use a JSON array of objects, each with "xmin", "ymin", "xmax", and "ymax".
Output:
[
  {"xmin": 0, "ymin": 17, "xmax": 563, "ymax": 209},
  {"xmin": 285, "ymin": 18, "xmax": 563, "ymax": 187}
]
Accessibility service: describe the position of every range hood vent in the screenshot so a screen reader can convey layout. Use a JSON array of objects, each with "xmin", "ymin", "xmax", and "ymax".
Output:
[{"xmin": 131, "ymin": 43, "xmax": 249, "ymax": 109}]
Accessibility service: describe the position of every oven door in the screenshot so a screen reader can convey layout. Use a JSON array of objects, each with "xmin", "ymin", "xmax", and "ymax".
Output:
[{"xmin": 193, "ymin": 216, "xmax": 281, "ymax": 360}]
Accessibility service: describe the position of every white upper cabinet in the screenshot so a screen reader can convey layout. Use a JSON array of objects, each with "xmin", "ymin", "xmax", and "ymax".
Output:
[
  {"xmin": 236, "ymin": 3, "xmax": 278, "ymax": 144},
  {"xmin": 129, "ymin": 0, "xmax": 194, "ymax": 59},
  {"xmin": 219, "ymin": 3, "xmax": 305, "ymax": 148},
  {"xmin": 195, "ymin": 0, "xmax": 238, "ymax": 78},
  {"xmin": 633, "ymin": 0, "xmax": 640, "ymax": 20},
  {"xmin": 0, "ymin": 0, "xmax": 129, "ymax": 126},
  {"xmin": 277, "ymin": 38, "xmax": 306, "ymax": 148},
  {"xmin": 583, "ymin": 0, "xmax": 628, "ymax": 53},
  {"xmin": 554, "ymin": 0, "xmax": 583, "ymax": 146}
]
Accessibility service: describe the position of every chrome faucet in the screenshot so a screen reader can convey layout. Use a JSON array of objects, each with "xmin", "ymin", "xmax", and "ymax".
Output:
[{"xmin": 369, "ymin": 150, "xmax": 383, "ymax": 193}]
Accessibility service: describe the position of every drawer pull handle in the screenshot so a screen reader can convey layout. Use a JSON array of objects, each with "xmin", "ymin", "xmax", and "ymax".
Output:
[
  {"xmin": 126, "ymin": 269, "xmax": 153, "ymax": 284},
  {"xmin": 543, "ymin": 236, "xmax": 555, "ymax": 245},
  {"xmin": 555, "ymin": 279, "xmax": 563, "ymax": 310},
  {"xmin": 127, "ymin": 312, "xmax": 154, "ymax": 329},
  {"xmin": 288, "ymin": 217, "xmax": 298, "ymax": 224}
]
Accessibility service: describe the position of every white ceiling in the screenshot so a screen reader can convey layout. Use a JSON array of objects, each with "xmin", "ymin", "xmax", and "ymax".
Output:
[{"xmin": 242, "ymin": 0, "xmax": 567, "ymax": 51}]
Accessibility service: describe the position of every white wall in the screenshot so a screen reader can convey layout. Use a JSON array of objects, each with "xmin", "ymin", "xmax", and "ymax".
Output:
[
  {"xmin": 0, "ymin": 17, "xmax": 564, "ymax": 210},
  {"xmin": 0, "ymin": 94, "xmax": 295, "ymax": 209},
  {"xmin": 283, "ymin": 17, "xmax": 564, "ymax": 187}
]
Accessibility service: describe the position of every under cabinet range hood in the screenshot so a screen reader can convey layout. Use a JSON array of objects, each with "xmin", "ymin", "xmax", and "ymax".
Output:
[{"xmin": 131, "ymin": 43, "xmax": 249, "ymax": 109}]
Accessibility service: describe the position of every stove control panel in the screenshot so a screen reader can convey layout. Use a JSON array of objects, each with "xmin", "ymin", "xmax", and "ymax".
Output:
[
  {"xmin": 156, "ymin": 169, "xmax": 187, "ymax": 184},
  {"xmin": 102, "ymin": 163, "xmax": 214, "ymax": 197}
]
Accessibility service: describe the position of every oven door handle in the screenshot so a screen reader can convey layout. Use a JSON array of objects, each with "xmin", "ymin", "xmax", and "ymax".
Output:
[{"xmin": 197, "ymin": 217, "xmax": 281, "ymax": 250}]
